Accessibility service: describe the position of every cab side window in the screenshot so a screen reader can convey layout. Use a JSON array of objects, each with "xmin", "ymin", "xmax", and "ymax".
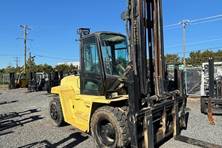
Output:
[{"xmin": 83, "ymin": 37, "xmax": 100, "ymax": 74}]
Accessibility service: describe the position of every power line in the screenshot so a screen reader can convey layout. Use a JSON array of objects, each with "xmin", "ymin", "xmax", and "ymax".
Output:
[
  {"xmin": 166, "ymin": 37, "xmax": 222, "ymax": 48},
  {"xmin": 34, "ymin": 54, "xmax": 77, "ymax": 61},
  {"xmin": 168, "ymin": 45, "xmax": 222, "ymax": 55},
  {"xmin": 191, "ymin": 17, "xmax": 222, "ymax": 25},
  {"xmin": 0, "ymin": 54, "xmax": 22, "ymax": 57},
  {"xmin": 191, "ymin": 14, "xmax": 222, "ymax": 23},
  {"xmin": 164, "ymin": 23, "xmax": 179, "ymax": 28},
  {"xmin": 164, "ymin": 14, "xmax": 222, "ymax": 30},
  {"xmin": 188, "ymin": 45, "xmax": 222, "ymax": 52}
]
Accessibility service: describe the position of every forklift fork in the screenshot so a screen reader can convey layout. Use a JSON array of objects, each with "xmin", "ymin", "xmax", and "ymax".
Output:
[
  {"xmin": 208, "ymin": 58, "xmax": 215, "ymax": 125},
  {"xmin": 208, "ymin": 97, "xmax": 215, "ymax": 125}
]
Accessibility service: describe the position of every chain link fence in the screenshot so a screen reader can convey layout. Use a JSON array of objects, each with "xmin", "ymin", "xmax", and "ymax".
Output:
[
  {"xmin": 0, "ymin": 73, "xmax": 10, "ymax": 85},
  {"xmin": 167, "ymin": 65, "xmax": 202, "ymax": 97},
  {"xmin": 185, "ymin": 67, "xmax": 202, "ymax": 97}
]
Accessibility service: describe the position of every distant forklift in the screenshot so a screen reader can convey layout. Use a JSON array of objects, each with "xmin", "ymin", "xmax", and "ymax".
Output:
[
  {"xmin": 28, "ymin": 72, "xmax": 47, "ymax": 92},
  {"xmin": 200, "ymin": 58, "xmax": 222, "ymax": 115},
  {"xmin": 9, "ymin": 72, "xmax": 28, "ymax": 89},
  {"xmin": 46, "ymin": 71, "xmax": 64, "ymax": 93},
  {"xmin": 28, "ymin": 71, "xmax": 64, "ymax": 92}
]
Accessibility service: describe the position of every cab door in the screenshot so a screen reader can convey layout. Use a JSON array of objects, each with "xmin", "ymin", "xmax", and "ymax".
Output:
[
  {"xmin": 67, "ymin": 35, "xmax": 105, "ymax": 132},
  {"xmin": 80, "ymin": 35, "xmax": 105, "ymax": 96}
]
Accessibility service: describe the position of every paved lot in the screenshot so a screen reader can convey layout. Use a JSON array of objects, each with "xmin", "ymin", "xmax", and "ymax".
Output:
[{"xmin": 0, "ymin": 89, "xmax": 222, "ymax": 148}]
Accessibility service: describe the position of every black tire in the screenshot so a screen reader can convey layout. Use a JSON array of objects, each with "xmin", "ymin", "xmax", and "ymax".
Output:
[
  {"xmin": 200, "ymin": 97, "xmax": 206, "ymax": 114},
  {"xmin": 90, "ymin": 106, "xmax": 129, "ymax": 148},
  {"xmin": 49, "ymin": 97, "xmax": 64, "ymax": 126}
]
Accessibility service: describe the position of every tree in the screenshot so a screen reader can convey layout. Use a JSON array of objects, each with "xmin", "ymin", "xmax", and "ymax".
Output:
[
  {"xmin": 4, "ymin": 66, "xmax": 16, "ymax": 73},
  {"xmin": 0, "ymin": 68, "xmax": 5, "ymax": 73},
  {"xmin": 187, "ymin": 50, "xmax": 216, "ymax": 66},
  {"xmin": 214, "ymin": 50, "xmax": 222, "ymax": 61},
  {"xmin": 54, "ymin": 64, "xmax": 70, "ymax": 73},
  {"xmin": 69, "ymin": 64, "xmax": 78, "ymax": 74},
  {"xmin": 34, "ymin": 64, "xmax": 53, "ymax": 73},
  {"xmin": 202, "ymin": 50, "xmax": 214, "ymax": 61},
  {"xmin": 187, "ymin": 50, "xmax": 201, "ymax": 66},
  {"xmin": 165, "ymin": 54, "xmax": 180, "ymax": 65},
  {"xmin": 41, "ymin": 64, "xmax": 53, "ymax": 73},
  {"xmin": 26, "ymin": 55, "xmax": 36, "ymax": 72}
]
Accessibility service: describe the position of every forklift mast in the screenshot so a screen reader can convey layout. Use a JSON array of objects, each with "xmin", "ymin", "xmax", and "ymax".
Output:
[
  {"xmin": 127, "ymin": 0, "xmax": 165, "ymax": 97},
  {"xmin": 125, "ymin": 0, "xmax": 188, "ymax": 147}
]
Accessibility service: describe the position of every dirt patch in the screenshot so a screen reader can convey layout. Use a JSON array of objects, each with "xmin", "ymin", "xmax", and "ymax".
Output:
[
  {"xmin": 188, "ymin": 96, "xmax": 200, "ymax": 102},
  {"xmin": 0, "ymin": 85, "xmax": 8, "ymax": 91}
]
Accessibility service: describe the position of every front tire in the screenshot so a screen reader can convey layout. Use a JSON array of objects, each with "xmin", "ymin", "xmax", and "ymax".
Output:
[
  {"xmin": 90, "ymin": 106, "xmax": 129, "ymax": 148},
  {"xmin": 49, "ymin": 97, "xmax": 64, "ymax": 126}
]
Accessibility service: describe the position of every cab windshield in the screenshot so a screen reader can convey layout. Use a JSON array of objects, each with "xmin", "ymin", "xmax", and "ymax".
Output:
[{"xmin": 100, "ymin": 33, "xmax": 128, "ymax": 76}]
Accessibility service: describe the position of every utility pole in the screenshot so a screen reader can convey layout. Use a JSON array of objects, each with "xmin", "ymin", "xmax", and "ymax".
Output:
[
  {"xmin": 29, "ymin": 52, "xmax": 31, "ymax": 72},
  {"xmin": 28, "ymin": 52, "xmax": 36, "ymax": 72},
  {"xmin": 20, "ymin": 25, "xmax": 31, "ymax": 74},
  {"xmin": 179, "ymin": 20, "xmax": 190, "ymax": 67},
  {"xmin": 15, "ymin": 57, "xmax": 19, "ymax": 68}
]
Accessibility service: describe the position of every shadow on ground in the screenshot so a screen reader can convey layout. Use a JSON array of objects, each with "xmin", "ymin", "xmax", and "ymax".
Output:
[
  {"xmin": 175, "ymin": 135, "xmax": 222, "ymax": 148},
  {"xmin": 0, "ymin": 131, "xmax": 14, "ymax": 136},
  {"xmin": 0, "ymin": 100, "xmax": 18, "ymax": 105},
  {"xmin": 18, "ymin": 132, "xmax": 89, "ymax": 148},
  {"xmin": 0, "ymin": 109, "xmax": 43, "ymax": 135}
]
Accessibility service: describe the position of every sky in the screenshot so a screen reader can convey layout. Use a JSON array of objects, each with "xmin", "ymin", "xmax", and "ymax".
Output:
[{"xmin": 0, "ymin": 0, "xmax": 222, "ymax": 68}]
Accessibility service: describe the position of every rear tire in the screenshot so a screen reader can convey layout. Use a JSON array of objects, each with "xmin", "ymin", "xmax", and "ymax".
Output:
[
  {"xmin": 90, "ymin": 106, "xmax": 129, "ymax": 148},
  {"xmin": 49, "ymin": 97, "xmax": 64, "ymax": 126}
]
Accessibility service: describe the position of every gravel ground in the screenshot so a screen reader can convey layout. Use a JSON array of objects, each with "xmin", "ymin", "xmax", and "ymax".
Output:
[{"xmin": 0, "ymin": 88, "xmax": 221, "ymax": 148}]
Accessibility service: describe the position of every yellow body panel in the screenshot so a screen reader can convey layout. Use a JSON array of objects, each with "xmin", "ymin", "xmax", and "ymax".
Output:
[{"xmin": 51, "ymin": 75, "xmax": 128, "ymax": 132}]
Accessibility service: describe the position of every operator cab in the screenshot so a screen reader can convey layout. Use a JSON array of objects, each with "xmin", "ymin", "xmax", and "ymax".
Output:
[{"xmin": 79, "ymin": 28, "xmax": 129, "ymax": 97}]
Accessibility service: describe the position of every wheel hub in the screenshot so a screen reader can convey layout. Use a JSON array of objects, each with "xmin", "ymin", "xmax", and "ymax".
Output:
[
  {"xmin": 50, "ymin": 104, "xmax": 58, "ymax": 120},
  {"xmin": 98, "ymin": 120, "xmax": 116, "ymax": 146}
]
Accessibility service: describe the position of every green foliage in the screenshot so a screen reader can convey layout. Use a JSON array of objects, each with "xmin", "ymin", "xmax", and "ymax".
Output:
[
  {"xmin": 55, "ymin": 64, "xmax": 78, "ymax": 73},
  {"xmin": 187, "ymin": 50, "xmax": 222, "ymax": 66},
  {"xmin": 165, "ymin": 54, "xmax": 180, "ymax": 64},
  {"xmin": 3, "ymin": 66, "xmax": 21, "ymax": 73},
  {"xmin": 34, "ymin": 64, "xmax": 53, "ymax": 73},
  {"xmin": 0, "ymin": 63, "xmax": 78, "ymax": 75},
  {"xmin": 27, "ymin": 55, "xmax": 36, "ymax": 72},
  {"xmin": 165, "ymin": 50, "xmax": 222, "ymax": 66},
  {"xmin": 54, "ymin": 64, "xmax": 70, "ymax": 72}
]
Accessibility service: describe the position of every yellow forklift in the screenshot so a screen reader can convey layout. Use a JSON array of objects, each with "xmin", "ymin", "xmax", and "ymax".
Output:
[{"xmin": 49, "ymin": 0, "xmax": 189, "ymax": 147}]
